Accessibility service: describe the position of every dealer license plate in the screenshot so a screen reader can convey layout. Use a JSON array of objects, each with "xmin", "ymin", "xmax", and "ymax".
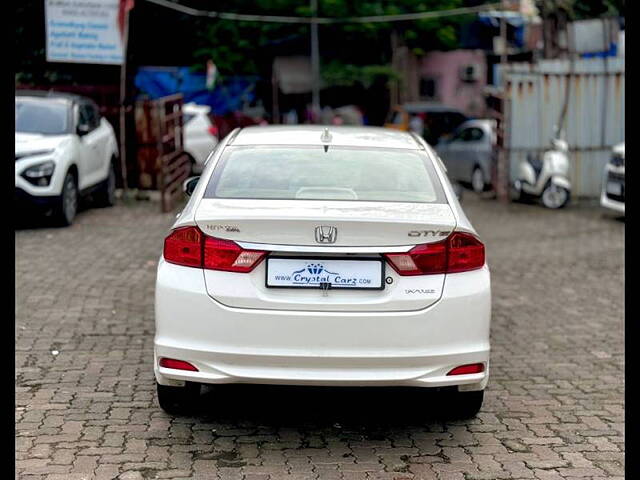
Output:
[
  {"xmin": 606, "ymin": 181, "xmax": 622, "ymax": 196},
  {"xmin": 266, "ymin": 258, "xmax": 384, "ymax": 290}
]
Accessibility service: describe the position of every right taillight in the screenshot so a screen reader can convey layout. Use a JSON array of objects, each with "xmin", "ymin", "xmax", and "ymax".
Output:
[
  {"xmin": 446, "ymin": 232, "xmax": 485, "ymax": 273},
  {"xmin": 384, "ymin": 232, "xmax": 484, "ymax": 276},
  {"xmin": 163, "ymin": 226, "xmax": 266, "ymax": 272},
  {"xmin": 447, "ymin": 363, "xmax": 485, "ymax": 375}
]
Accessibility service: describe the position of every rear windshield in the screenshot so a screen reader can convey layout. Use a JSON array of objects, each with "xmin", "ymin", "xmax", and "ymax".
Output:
[{"xmin": 205, "ymin": 146, "xmax": 446, "ymax": 203}]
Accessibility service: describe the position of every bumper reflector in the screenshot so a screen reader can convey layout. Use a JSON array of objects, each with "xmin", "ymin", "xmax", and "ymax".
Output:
[
  {"xmin": 447, "ymin": 363, "xmax": 485, "ymax": 375},
  {"xmin": 159, "ymin": 358, "xmax": 199, "ymax": 371}
]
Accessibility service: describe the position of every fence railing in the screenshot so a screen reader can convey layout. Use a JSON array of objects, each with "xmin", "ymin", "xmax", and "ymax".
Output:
[{"xmin": 135, "ymin": 94, "xmax": 190, "ymax": 212}]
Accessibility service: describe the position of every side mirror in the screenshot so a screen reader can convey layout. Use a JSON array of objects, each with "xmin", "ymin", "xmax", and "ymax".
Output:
[
  {"xmin": 77, "ymin": 124, "xmax": 90, "ymax": 136},
  {"xmin": 183, "ymin": 176, "xmax": 200, "ymax": 197}
]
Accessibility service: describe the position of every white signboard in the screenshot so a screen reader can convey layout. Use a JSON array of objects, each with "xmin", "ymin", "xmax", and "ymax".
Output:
[{"xmin": 45, "ymin": 0, "xmax": 124, "ymax": 65}]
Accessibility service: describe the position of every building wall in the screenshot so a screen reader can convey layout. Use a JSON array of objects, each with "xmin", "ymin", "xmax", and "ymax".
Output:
[{"xmin": 419, "ymin": 50, "xmax": 487, "ymax": 117}]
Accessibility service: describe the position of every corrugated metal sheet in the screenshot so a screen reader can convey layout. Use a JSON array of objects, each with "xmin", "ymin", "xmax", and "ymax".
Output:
[
  {"xmin": 504, "ymin": 57, "xmax": 624, "ymax": 197},
  {"xmin": 569, "ymin": 18, "xmax": 619, "ymax": 54}
]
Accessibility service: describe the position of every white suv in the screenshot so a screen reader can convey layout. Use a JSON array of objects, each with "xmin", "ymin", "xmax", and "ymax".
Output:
[
  {"xmin": 155, "ymin": 126, "xmax": 491, "ymax": 418},
  {"xmin": 15, "ymin": 91, "xmax": 119, "ymax": 225}
]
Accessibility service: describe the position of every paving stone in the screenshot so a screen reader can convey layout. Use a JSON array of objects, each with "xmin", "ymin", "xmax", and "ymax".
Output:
[{"xmin": 15, "ymin": 196, "xmax": 624, "ymax": 479}]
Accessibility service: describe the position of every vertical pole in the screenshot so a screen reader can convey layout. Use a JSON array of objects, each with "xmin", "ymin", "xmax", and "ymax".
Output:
[
  {"xmin": 389, "ymin": 30, "xmax": 399, "ymax": 112},
  {"xmin": 119, "ymin": 5, "xmax": 130, "ymax": 198},
  {"xmin": 310, "ymin": 0, "xmax": 320, "ymax": 123},
  {"xmin": 500, "ymin": 2, "xmax": 507, "ymax": 67},
  {"xmin": 272, "ymin": 69, "xmax": 280, "ymax": 124},
  {"xmin": 600, "ymin": 23, "xmax": 609, "ymax": 148},
  {"xmin": 496, "ymin": 0, "xmax": 509, "ymax": 202}
]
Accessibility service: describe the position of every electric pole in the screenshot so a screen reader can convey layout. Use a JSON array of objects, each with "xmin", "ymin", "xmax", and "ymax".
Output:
[
  {"xmin": 496, "ymin": 0, "xmax": 509, "ymax": 203},
  {"xmin": 310, "ymin": 0, "xmax": 321, "ymax": 123}
]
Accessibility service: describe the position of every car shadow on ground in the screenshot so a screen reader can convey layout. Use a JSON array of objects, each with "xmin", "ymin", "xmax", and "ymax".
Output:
[
  {"xmin": 187, "ymin": 384, "xmax": 467, "ymax": 429},
  {"xmin": 14, "ymin": 197, "xmax": 109, "ymax": 230}
]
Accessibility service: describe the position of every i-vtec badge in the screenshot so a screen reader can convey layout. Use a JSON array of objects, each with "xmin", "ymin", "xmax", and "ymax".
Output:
[{"xmin": 408, "ymin": 230, "xmax": 451, "ymax": 237}]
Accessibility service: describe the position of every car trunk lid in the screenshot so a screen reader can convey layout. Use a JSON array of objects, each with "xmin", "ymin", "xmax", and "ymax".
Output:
[
  {"xmin": 195, "ymin": 198, "xmax": 455, "ymax": 247},
  {"xmin": 195, "ymin": 199, "xmax": 456, "ymax": 312}
]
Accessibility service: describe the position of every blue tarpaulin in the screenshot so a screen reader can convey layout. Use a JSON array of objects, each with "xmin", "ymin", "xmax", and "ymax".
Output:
[
  {"xmin": 580, "ymin": 43, "xmax": 618, "ymax": 58},
  {"xmin": 134, "ymin": 66, "xmax": 259, "ymax": 115},
  {"xmin": 477, "ymin": 11, "xmax": 526, "ymax": 48}
]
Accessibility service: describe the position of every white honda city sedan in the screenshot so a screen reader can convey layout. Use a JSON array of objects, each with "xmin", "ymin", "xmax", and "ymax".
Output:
[{"xmin": 154, "ymin": 125, "xmax": 491, "ymax": 417}]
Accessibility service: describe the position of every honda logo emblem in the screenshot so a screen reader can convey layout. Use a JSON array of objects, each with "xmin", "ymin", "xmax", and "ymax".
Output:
[{"xmin": 315, "ymin": 226, "xmax": 337, "ymax": 244}]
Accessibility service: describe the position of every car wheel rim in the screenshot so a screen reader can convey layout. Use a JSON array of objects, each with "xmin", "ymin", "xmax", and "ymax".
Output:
[
  {"xmin": 472, "ymin": 169, "xmax": 484, "ymax": 193},
  {"xmin": 64, "ymin": 177, "xmax": 77, "ymax": 221},
  {"xmin": 542, "ymin": 185, "xmax": 567, "ymax": 208}
]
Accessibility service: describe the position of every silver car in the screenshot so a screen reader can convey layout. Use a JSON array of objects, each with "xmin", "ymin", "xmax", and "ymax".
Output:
[
  {"xmin": 600, "ymin": 142, "xmax": 625, "ymax": 215},
  {"xmin": 435, "ymin": 120, "xmax": 497, "ymax": 193}
]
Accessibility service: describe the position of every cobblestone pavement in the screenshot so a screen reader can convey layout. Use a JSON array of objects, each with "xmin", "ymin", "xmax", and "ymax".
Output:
[{"xmin": 16, "ymin": 194, "xmax": 624, "ymax": 480}]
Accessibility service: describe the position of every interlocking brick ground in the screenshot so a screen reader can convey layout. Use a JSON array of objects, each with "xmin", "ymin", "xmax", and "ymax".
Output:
[{"xmin": 15, "ymin": 194, "xmax": 624, "ymax": 479}]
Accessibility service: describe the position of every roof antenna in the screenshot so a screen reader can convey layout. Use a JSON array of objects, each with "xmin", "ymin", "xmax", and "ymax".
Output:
[{"xmin": 321, "ymin": 128, "xmax": 331, "ymax": 152}]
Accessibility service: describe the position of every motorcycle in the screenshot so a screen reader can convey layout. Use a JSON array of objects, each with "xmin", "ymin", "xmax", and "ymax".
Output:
[{"xmin": 513, "ymin": 137, "xmax": 571, "ymax": 209}]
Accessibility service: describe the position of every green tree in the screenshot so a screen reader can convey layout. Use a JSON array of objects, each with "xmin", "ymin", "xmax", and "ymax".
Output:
[
  {"xmin": 535, "ymin": 0, "xmax": 625, "ymax": 19},
  {"xmin": 185, "ymin": 0, "xmax": 471, "ymax": 80}
]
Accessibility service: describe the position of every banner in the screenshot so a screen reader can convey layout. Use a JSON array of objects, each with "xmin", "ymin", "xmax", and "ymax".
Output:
[{"xmin": 45, "ymin": 0, "xmax": 128, "ymax": 65}]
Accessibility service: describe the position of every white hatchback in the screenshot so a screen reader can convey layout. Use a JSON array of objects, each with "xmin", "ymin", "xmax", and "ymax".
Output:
[
  {"xmin": 155, "ymin": 126, "xmax": 491, "ymax": 417},
  {"xmin": 183, "ymin": 103, "xmax": 218, "ymax": 174}
]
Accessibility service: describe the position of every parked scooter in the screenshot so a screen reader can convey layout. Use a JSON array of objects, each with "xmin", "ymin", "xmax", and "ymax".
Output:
[{"xmin": 513, "ymin": 137, "xmax": 571, "ymax": 209}]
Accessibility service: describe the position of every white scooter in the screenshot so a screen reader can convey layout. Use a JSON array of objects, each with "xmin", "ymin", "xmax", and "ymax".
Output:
[{"xmin": 513, "ymin": 138, "xmax": 571, "ymax": 209}]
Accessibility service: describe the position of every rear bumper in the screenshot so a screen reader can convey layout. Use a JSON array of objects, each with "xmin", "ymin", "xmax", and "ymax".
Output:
[{"xmin": 154, "ymin": 260, "xmax": 491, "ymax": 390}]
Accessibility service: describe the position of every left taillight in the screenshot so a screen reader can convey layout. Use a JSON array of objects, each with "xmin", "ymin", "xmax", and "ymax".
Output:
[
  {"xmin": 163, "ymin": 226, "xmax": 203, "ymax": 267},
  {"xmin": 163, "ymin": 226, "xmax": 266, "ymax": 272}
]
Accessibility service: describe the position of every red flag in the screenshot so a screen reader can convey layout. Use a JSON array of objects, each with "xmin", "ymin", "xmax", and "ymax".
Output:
[{"xmin": 118, "ymin": 0, "xmax": 135, "ymax": 41}]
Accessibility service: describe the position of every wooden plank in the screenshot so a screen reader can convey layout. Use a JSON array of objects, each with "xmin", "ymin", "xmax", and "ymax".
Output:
[
  {"xmin": 164, "ymin": 166, "xmax": 189, "ymax": 188},
  {"xmin": 163, "ymin": 111, "xmax": 183, "ymax": 122},
  {"xmin": 162, "ymin": 160, "xmax": 190, "ymax": 184},
  {"xmin": 162, "ymin": 158, "xmax": 189, "ymax": 176},
  {"xmin": 159, "ymin": 149, "xmax": 187, "ymax": 164}
]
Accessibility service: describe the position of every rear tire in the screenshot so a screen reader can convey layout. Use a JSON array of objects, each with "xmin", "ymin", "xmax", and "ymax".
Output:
[
  {"xmin": 156, "ymin": 381, "xmax": 200, "ymax": 415},
  {"xmin": 94, "ymin": 160, "xmax": 116, "ymax": 207},
  {"xmin": 53, "ymin": 171, "xmax": 78, "ymax": 226},
  {"xmin": 471, "ymin": 167, "xmax": 486, "ymax": 193},
  {"xmin": 444, "ymin": 389, "xmax": 484, "ymax": 419}
]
